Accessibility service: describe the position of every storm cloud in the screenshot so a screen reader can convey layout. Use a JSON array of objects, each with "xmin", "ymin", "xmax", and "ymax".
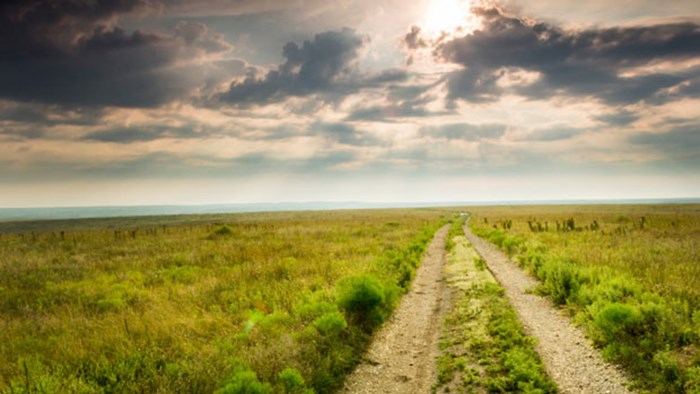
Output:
[
  {"xmin": 0, "ymin": 0, "xmax": 233, "ymax": 107},
  {"xmin": 1, "ymin": 1, "xmax": 699, "ymax": 206},
  {"xmin": 435, "ymin": 6, "xmax": 700, "ymax": 105},
  {"xmin": 218, "ymin": 28, "xmax": 369, "ymax": 105}
]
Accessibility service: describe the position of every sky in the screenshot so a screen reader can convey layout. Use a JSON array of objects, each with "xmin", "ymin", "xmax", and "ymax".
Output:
[{"xmin": 1, "ymin": 0, "xmax": 699, "ymax": 207}]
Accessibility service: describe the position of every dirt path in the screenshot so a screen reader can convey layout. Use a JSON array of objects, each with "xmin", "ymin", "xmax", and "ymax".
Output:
[
  {"xmin": 463, "ymin": 222, "xmax": 633, "ymax": 394},
  {"xmin": 341, "ymin": 225, "xmax": 450, "ymax": 394}
]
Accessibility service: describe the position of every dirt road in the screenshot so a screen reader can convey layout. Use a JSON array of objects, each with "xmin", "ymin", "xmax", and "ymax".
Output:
[
  {"xmin": 343, "ymin": 219, "xmax": 633, "ymax": 393},
  {"xmin": 341, "ymin": 224, "xmax": 450, "ymax": 394},
  {"xmin": 464, "ymin": 222, "xmax": 633, "ymax": 394}
]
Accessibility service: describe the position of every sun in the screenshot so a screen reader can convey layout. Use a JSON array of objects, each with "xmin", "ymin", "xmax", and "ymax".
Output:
[{"xmin": 422, "ymin": 0, "xmax": 473, "ymax": 37}]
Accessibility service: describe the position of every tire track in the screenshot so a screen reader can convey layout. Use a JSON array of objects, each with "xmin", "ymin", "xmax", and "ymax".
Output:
[
  {"xmin": 341, "ymin": 224, "xmax": 450, "ymax": 394},
  {"xmin": 463, "ymin": 221, "xmax": 633, "ymax": 394}
]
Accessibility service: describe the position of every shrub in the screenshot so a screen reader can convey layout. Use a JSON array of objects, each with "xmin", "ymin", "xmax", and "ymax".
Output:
[
  {"xmin": 216, "ymin": 370, "xmax": 272, "ymax": 394},
  {"xmin": 593, "ymin": 302, "xmax": 642, "ymax": 342},
  {"xmin": 336, "ymin": 275, "xmax": 387, "ymax": 330},
  {"xmin": 313, "ymin": 311, "xmax": 347, "ymax": 337},
  {"xmin": 208, "ymin": 225, "xmax": 234, "ymax": 239},
  {"xmin": 278, "ymin": 368, "xmax": 310, "ymax": 393},
  {"xmin": 540, "ymin": 262, "xmax": 581, "ymax": 306}
]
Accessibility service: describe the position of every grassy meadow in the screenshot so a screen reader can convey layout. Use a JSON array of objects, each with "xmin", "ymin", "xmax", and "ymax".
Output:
[
  {"xmin": 0, "ymin": 209, "xmax": 449, "ymax": 393},
  {"xmin": 469, "ymin": 204, "xmax": 700, "ymax": 393}
]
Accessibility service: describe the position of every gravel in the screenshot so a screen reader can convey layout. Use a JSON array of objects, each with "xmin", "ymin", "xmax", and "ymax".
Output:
[
  {"xmin": 464, "ymin": 222, "xmax": 634, "ymax": 394},
  {"xmin": 341, "ymin": 225, "xmax": 450, "ymax": 394}
]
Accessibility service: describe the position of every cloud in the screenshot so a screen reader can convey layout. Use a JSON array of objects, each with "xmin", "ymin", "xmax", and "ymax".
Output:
[
  {"xmin": 404, "ymin": 26, "xmax": 427, "ymax": 50},
  {"xmin": 420, "ymin": 123, "xmax": 506, "ymax": 141},
  {"xmin": 345, "ymin": 81, "xmax": 445, "ymax": 122},
  {"xmin": 346, "ymin": 102, "xmax": 433, "ymax": 121},
  {"xmin": 630, "ymin": 123, "xmax": 700, "ymax": 156},
  {"xmin": 436, "ymin": 6, "xmax": 700, "ymax": 105},
  {"xmin": 218, "ymin": 28, "xmax": 368, "ymax": 105},
  {"xmin": 517, "ymin": 126, "xmax": 591, "ymax": 141},
  {"xmin": 81, "ymin": 125, "xmax": 203, "ymax": 143},
  {"xmin": 0, "ymin": 0, "xmax": 233, "ymax": 107},
  {"xmin": 310, "ymin": 122, "xmax": 382, "ymax": 146},
  {"xmin": 594, "ymin": 110, "xmax": 639, "ymax": 126}
]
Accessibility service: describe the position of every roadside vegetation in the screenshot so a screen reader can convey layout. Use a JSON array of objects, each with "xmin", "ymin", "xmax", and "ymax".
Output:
[
  {"xmin": 0, "ymin": 209, "xmax": 448, "ymax": 393},
  {"xmin": 435, "ymin": 215, "xmax": 556, "ymax": 393},
  {"xmin": 469, "ymin": 204, "xmax": 700, "ymax": 393}
]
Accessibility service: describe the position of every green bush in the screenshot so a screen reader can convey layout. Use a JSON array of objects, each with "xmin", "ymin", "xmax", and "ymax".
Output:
[
  {"xmin": 337, "ymin": 275, "xmax": 387, "ymax": 329},
  {"xmin": 503, "ymin": 348, "xmax": 554, "ymax": 393},
  {"xmin": 540, "ymin": 262, "xmax": 581, "ymax": 305},
  {"xmin": 278, "ymin": 368, "xmax": 311, "ymax": 393},
  {"xmin": 313, "ymin": 311, "xmax": 347, "ymax": 337},
  {"xmin": 593, "ymin": 302, "xmax": 642, "ymax": 341},
  {"xmin": 208, "ymin": 225, "xmax": 234, "ymax": 239},
  {"xmin": 216, "ymin": 370, "xmax": 272, "ymax": 394}
]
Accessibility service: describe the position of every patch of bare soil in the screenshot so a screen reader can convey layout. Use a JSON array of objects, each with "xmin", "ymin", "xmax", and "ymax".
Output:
[
  {"xmin": 464, "ymin": 223, "xmax": 633, "ymax": 394},
  {"xmin": 341, "ymin": 225, "xmax": 450, "ymax": 394}
]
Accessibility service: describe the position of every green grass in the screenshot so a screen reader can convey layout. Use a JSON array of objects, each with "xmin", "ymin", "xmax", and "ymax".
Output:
[
  {"xmin": 469, "ymin": 204, "xmax": 700, "ymax": 393},
  {"xmin": 0, "ymin": 208, "xmax": 449, "ymax": 393},
  {"xmin": 434, "ymin": 220, "xmax": 555, "ymax": 393}
]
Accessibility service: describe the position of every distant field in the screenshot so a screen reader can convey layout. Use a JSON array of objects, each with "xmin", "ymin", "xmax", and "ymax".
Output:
[
  {"xmin": 469, "ymin": 204, "xmax": 700, "ymax": 392},
  {"xmin": 0, "ymin": 209, "xmax": 448, "ymax": 392}
]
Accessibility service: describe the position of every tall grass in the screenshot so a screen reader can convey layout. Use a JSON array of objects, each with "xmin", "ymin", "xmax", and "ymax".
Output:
[
  {"xmin": 0, "ymin": 209, "xmax": 448, "ymax": 393},
  {"xmin": 469, "ymin": 204, "xmax": 700, "ymax": 393}
]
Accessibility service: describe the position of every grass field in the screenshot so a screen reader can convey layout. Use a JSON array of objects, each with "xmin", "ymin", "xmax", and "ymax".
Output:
[
  {"xmin": 3, "ymin": 203, "xmax": 698, "ymax": 393},
  {"xmin": 0, "ymin": 209, "xmax": 449, "ymax": 393},
  {"xmin": 469, "ymin": 204, "xmax": 700, "ymax": 392}
]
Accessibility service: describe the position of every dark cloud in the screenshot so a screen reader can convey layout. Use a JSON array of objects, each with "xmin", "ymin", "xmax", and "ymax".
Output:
[
  {"xmin": 0, "ymin": 125, "xmax": 46, "ymax": 140},
  {"xmin": 310, "ymin": 122, "xmax": 382, "ymax": 146},
  {"xmin": 403, "ymin": 25, "xmax": 427, "ymax": 65},
  {"xmin": 365, "ymin": 69, "xmax": 410, "ymax": 85},
  {"xmin": 630, "ymin": 123, "xmax": 700, "ymax": 155},
  {"xmin": 436, "ymin": 6, "xmax": 700, "ymax": 105},
  {"xmin": 404, "ymin": 26, "xmax": 427, "ymax": 50},
  {"xmin": 420, "ymin": 123, "xmax": 506, "ymax": 141},
  {"xmin": 218, "ymin": 28, "xmax": 367, "ymax": 105},
  {"xmin": 346, "ymin": 81, "xmax": 446, "ymax": 122},
  {"xmin": 0, "ymin": 101, "xmax": 106, "ymax": 127},
  {"xmin": 0, "ymin": 0, "xmax": 159, "ymax": 55},
  {"xmin": 0, "ymin": 0, "xmax": 233, "ymax": 107},
  {"xmin": 81, "ymin": 124, "xmax": 204, "ymax": 143},
  {"xmin": 594, "ymin": 110, "xmax": 639, "ymax": 126},
  {"xmin": 346, "ymin": 102, "xmax": 433, "ymax": 122}
]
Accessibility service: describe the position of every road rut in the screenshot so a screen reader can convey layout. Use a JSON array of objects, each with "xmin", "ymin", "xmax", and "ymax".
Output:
[{"xmin": 341, "ymin": 224, "xmax": 450, "ymax": 394}]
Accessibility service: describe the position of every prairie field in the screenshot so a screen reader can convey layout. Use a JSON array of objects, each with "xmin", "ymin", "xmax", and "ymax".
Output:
[
  {"xmin": 0, "ymin": 209, "xmax": 448, "ymax": 393},
  {"xmin": 469, "ymin": 204, "xmax": 700, "ymax": 392},
  {"xmin": 2, "ymin": 203, "xmax": 699, "ymax": 393}
]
